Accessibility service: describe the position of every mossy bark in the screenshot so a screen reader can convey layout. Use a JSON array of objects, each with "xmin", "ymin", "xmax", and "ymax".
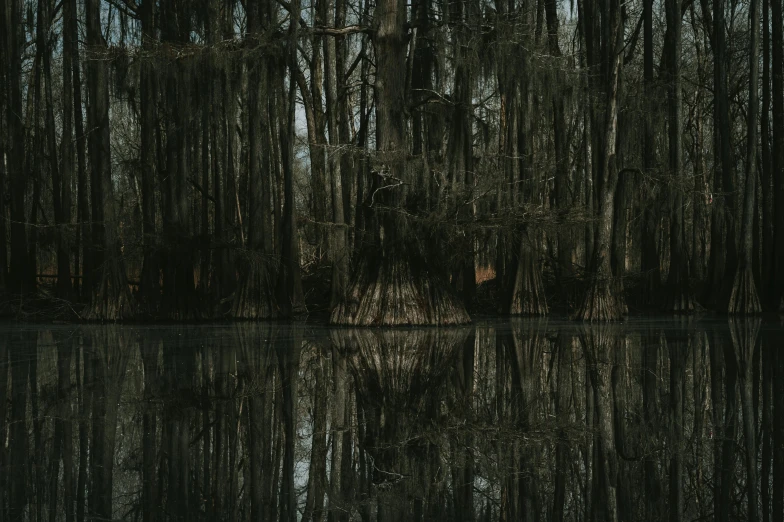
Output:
[
  {"xmin": 507, "ymin": 234, "xmax": 548, "ymax": 315},
  {"xmin": 82, "ymin": 0, "xmax": 136, "ymax": 321},
  {"xmin": 331, "ymin": 254, "xmax": 470, "ymax": 326},
  {"xmin": 727, "ymin": 0, "xmax": 762, "ymax": 315},
  {"xmin": 232, "ymin": 258, "xmax": 279, "ymax": 319},
  {"xmin": 577, "ymin": 0, "xmax": 626, "ymax": 321}
]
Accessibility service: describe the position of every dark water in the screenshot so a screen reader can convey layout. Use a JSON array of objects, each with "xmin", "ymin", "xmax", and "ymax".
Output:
[{"xmin": 0, "ymin": 318, "xmax": 781, "ymax": 522}]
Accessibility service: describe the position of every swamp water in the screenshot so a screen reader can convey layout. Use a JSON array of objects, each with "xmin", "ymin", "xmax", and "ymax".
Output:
[{"xmin": 0, "ymin": 318, "xmax": 781, "ymax": 521}]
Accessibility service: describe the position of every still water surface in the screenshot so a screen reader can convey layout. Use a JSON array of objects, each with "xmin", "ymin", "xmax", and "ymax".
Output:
[{"xmin": 0, "ymin": 318, "xmax": 780, "ymax": 521}]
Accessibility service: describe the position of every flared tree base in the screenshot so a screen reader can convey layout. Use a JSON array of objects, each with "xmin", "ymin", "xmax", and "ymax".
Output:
[
  {"xmin": 576, "ymin": 276, "xmax": 627, "ymax": 321},
  {"xmin": 330, "ymin": 256, "xmax": 471, "ymax": 326},
  {"xmin": 662, "ymin": 287, "xmax": 695, "ymax": 314},
  {"xmin": 508, "ymin": 252, "xmax": 548, "ymax": 316},
  {"xmin": 83, "ymin": 265, "xmax": 136, "ymax": 321},
  {"xmin": 727, "ymin": 267, "xmax": 761, "ymax": 315},
  {"xmin": 232, "ymin": 258, "xmax": 279, "ymax": 320}
]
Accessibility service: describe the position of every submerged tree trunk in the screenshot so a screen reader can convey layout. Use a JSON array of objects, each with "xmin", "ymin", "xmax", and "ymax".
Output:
[
  {"xmin": 728, "ymin": 0, "xmax": 762, "ymax": 314},
  {"xmin": 705, "ymin": 0, "xmax": 738, "ymax": 310},
  {"xmin": 277, "ymin": 0, "xmax": 307, "ymax": 317},
  {"xmin": 508, "ymin": 232, "xmax": 548, "ymax": 315},
  {"xmin": 5, "ymin": 0, "xmax": 30, "ymax": 296},
  {"xmin": 83, "ymin": 0, "xmax": 135, "ymax": 320},
  {"xmin": 46, "ymin": 0, "xmax": 72, "ymax": 300},
  {"xmin": 577, "ymin": 0, "xmax": 626, "ymax": 321},
  {"xmin": 139, "ymin": 0, "xmax": 160, "ymax": 309},
  {"xmin": 330, "ymin": 0, "xmax": 469, "ymax": 326},
  {"xmin": 233, "ymin": 0, "xmax": 278, "ymax": 319},
  {"xmin": 664, "ymin": 0, "xmax": 693, "ymax": 312},
  {"xmin": 769, "ymin": 0, "xmax": 784, "ymax": 309},
  {"xmin": 160, "ymin": 1, "xmax": 198, "ymax": 320}
]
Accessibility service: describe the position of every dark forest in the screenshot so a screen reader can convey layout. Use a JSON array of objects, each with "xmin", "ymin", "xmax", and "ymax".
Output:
[{"xmin": 0, "ymin": 0, "xmax": 781, "ymax": 323}]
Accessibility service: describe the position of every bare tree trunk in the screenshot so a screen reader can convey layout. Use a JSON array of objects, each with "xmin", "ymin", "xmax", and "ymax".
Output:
[
  {"xmin": 760, "ymin": 0, "xmax": 774, "ymax": 308},
  {"xmin": 664, "ymin": 0, "xmax": 693, "ymax": 312},
  {"xmin": 83, "ymin": 0, "xmax": 135, "ymax": 320},
  {"xmin": 139, "ymin": 0, "xmax": 160, "ymax": 308},
  {"xmin": 45, "ymin": 0, "xmax": 72, "ymax": 300},
  {"xmin": 330, "ymin": 0, "xmax": 469, "ymax": 326},
  {"xmin": 5, "ymin": 0, "xmax": 30, "ymax": 295},
  {"xmin": 160, "ymin": 1, "xmax": 198, "ymax": 320},
  {"xmin": 770, "ymin": 0, "xmax": 784, "ymax": 309},
  {"xmin": 324, "ymin": 0, "xmax": 349, "ymax": 309},
  {"xmin": 705, "ymin": 0, "xmax": 738, "ymax": 310},
  {"xmin": 233, "ymin": 0, "xmax": 279, "ymax": 319},
  {"xmin": 577, "ymin": 0, "xmax": 626, "ymax": 320},
  {"xmin": 70, "ymin": 0, "xmax": 89, "ymax": 300},
  {"xmin": 728, "ymin": 0, "xmax": 762, "ymax": 314},
  {"xmin": 277, "ymin": 0, "xmax": 307, "ymax": 317},
  {"xmin": 0, "ymin": 8, "xmax": 8, "ymax": 291}
]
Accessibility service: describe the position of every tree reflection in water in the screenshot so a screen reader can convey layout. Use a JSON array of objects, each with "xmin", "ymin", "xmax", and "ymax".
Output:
[{"xmin": 0, "ymin": 319, "xmax": 780, "ymax": 521}]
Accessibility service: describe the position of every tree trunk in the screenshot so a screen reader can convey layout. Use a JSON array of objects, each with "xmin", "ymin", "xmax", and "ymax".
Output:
[
  {"xmin": 728, "ymin": 0, "xmax": 762, "ymax": 314},
  {"xmin": 577, "ymin": 0, "xmax": 626, "ymax": 321},
  {"xmin": 139, "ymin": 0, "xmax": 160, "ymax": 309},
  {"xmin": 771, "ymin": 0, "xmax": 784, "ymax": 310},
  {"xmin": 664, "ymin": 0, "xmax": 693, "ymax": 312},
  {"xmin": 70, "ymin": 0, "xmax": 89, "ymax": 300},
  {"xmin": 330, "ymin": 0, "xmax": 469, "ymax": 326},
  {"xmin": 324, "ymin": 0, "xmax": 349, "ymax": 310},
  {"xmin": 760, "ymin": 0, "xmax": 774, "ymax": 308},
  {"xmin": 277, "ymin": 0, "xmax": 307, "ymax": 317},
  {"xmin": 44, "ymin": 0, "xmax": 72, "ymax": 300},
  {"xmin": 5, "ymin": 0, "xmax": 30, "ymax": 295},
  {"xmin": 0, "ymin": 8, "xmax": 8, "ymax": 291},
  {"xmin": 705, "ymin": 0, "xmax": 738, "ymax": 310},
  {"xmin": 233, "ymin": 0, "xmax": 279, "ymax": 319},
  {"xmin": 83, "ymin": 0, "xmax": 135, "ymax": 320},
  {"xmin": 160, "ymin": 2, "xmax": 198, "ymax": 320}
]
